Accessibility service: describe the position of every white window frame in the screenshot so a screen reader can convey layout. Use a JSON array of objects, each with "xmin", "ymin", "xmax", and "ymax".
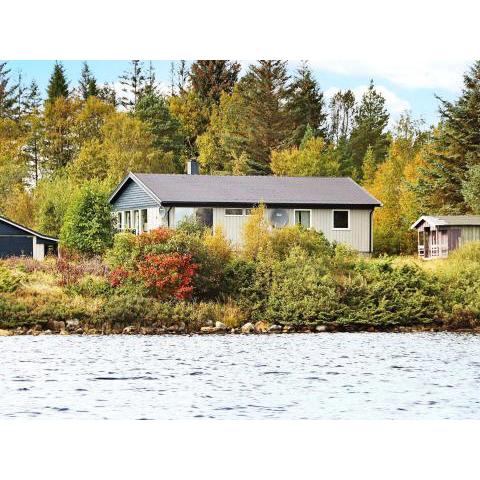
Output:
[
  {"xmin": 332, "ymin": 209, "xmax": 350, "ymax": 231},
  {"xmin": 225, "ymin": 208, "xmax": 244, "ymax": 216},
  {"xmin": 294, "ymin": 209, "xmax": 312, "ymax": 229}
]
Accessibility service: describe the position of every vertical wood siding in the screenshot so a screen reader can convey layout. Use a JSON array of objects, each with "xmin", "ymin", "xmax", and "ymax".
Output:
[{"xmin": 459, "ymin": 226, "xmax": 480, "ymax": 245}]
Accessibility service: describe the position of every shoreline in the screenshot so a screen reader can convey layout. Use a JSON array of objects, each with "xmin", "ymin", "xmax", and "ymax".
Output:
[{"xmin": 1, "ymin": 322, "xmax": 479, "ymax": 336}]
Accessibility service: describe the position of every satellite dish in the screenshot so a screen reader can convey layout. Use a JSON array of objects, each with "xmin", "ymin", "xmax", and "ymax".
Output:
[
  {"xmin": 159, "ymin": 207, "xmax": 167, "ymax": 218},
  {"xmin": 269, "ymin": 209, "xmax": 289, "ymax": 228}
]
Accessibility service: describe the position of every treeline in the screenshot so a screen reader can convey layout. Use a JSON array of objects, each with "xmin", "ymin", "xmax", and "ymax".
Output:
[{"xmin": 1, "ymin": 59, "xmax": 480, "ymax": 254}]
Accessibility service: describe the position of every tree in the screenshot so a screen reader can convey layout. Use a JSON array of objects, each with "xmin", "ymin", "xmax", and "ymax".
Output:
[
  {"xmin": 169, "ymin": 90, "xmax": 210, "ymax": 158},
  {"xmin": 287, "ymin": 61, "xmax": 327, "ymax": 144},
  {"xmin": 190, "ymin": 60, "xmax": 241, "ymax": 106},
  {"xmin": 119, "ymin": 60, "xmax": 145, "ymax": 109},
  {"xmin": 361, "ymin": 146, "xmax": 376, "ymax": 187},
  {"xmin": 134, "ymin": 92, "xmax": 185, "ymax": 168},
  {"xmin": 78, "ymin": 61, "xmax": 99, "ymax": 100},
  {"xmin": 236, "ymin": 60, "xmax": 293, "ymax": 174},
  {"xmin": 41, "ymin": 96, "xmax": 82, "ymax": 171},
  {"xmin": 328, "ymin": 89, "xmax": 356, "ymax": 143},
  {"xmin": 0, "ymin": 62, "xmax": 19, "ymax": 119},
  {"xmin": 417, "ymin": 61, "xmax": 480, "ymax": 214},
  {"xmin": 144, "ymin": 61, "xmax": 158, "ymax": 95},
  {"xmin": 462, "ymin": 165, "xmax": 480, "ymax": 214},
  {"xmin": 97, "ymin": 82, "xmax": 118, "ymax": 107},
  {"xmin": 349, "ymin": 80, "xmax": 390, "ymax": 177},
  {"xmin": 60, "ymin": 181, "xmax": 114, "ymax": 256},
  {"xmin": 271, "ymin": 135, "xmax": 340, "ymax": 177},
  {"xmin": 47, "ymin": 62, "xmax": 69, "ymax": 102}
]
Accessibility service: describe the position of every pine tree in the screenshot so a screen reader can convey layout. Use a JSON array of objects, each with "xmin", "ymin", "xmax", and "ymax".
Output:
[
  {"xmin": 47, "ymin": 62, "xmax": 69, "ymax": 102},
  {"xmin": 190, "ymin": 60, "xmax": 241, "ymax": 105},
  {"xmin": 287, "ymin": 61, "xmax": 327, "ymax": 144},
  {"xmin": 144, "ymin": 61, "xmax": 158, "ymax": 96},
  {"xmin": 328, "ymin": 89, "xmax": 356, "ymax": 143},
  {"xmin": 78, "ymin": 61, "xmax": 98, "ymax": 100},
  {"xmin": 417, "ymin": 60, "xmax": 480, "ymax": 214},
  {"xmin": 119, "ymin": 60, "xmax": 145, "ymax": 109},
  {"xmin": 0, "ymin": 62, "xmax": 19, "ymax": 118},
  {"xmin": 237, "ymin": 60, "xmax": 293, "ymax": 174},
  {"xmin": 349, "ymin": 80, "xmax": 389, "ymax": 177},
  {"xmin": 97, "ymin": 83, "xmax": 118, "ymax": 107}
]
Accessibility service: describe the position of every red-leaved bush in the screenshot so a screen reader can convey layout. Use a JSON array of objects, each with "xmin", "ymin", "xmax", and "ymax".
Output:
[
  {"xmin": 109, "ymin": 266, "xmax": 130, "ymax": 287},
  {"xmin": 137, "ymin": 253, "xmax": 198, "ymax": 300},
  {"xmin": 136, "ymin": 228, "xmax": 173, "ymax": 247}
]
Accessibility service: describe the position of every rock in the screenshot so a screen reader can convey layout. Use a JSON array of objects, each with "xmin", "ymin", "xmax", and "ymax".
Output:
[
  {"xmin": 203, "ymin": 319, "xmax": 214, "ymax": 327},
  {"xmin": 215, "ymin": 321, "xmax": 228, "ymax": 331},
  {"xmin": 282, "ymin": 325, "xmax": 294, "ymax": 333},
  {"xmin": 66, "ymin": 319, "xmax": 80, "ymax": 331},
  {"xmin": 48, "ymin": 320, "xmax": 65, "ymax": 333},
  {"xmin": 0, "ymin": 329, "xmax": 13, "ymax": 336},
  {"xmin": 316, "ymin": 325, "xmax": 327, "ymax": 332},
  {"xmin": 200, "ymin": 326, "xmax": 217, "ymax": 333},
  {"xmin": 254, "ymin": 320, "xmax": 269, "ymax": 333},
  {"xmin": 59, "ymin": 329, "xmax": 69, "ymax": 335},
  {"xmin": 241, "ymin": 322, "xmax": 255, "ymax": 334},
  {"xmin": 41, "ymin": 329, "xmax": 52, "ymax": 335},
  {"xmin": 123, "ymin": 325, "xmax": 136, "ymax": 334},
  {"xmin": 268, "ymin": 324, "xmax": 283, "ymax": 333},
  {"xmin": 177, "ymin": 321, "xmax": 186, "ymax": 332}
]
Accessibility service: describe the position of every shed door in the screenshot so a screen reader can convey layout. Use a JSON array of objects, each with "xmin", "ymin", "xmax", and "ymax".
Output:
[
  {"xmin": 0, "ymin": 236, "xmax": 33, "ymax": 258},
  {"xmin": 448, "ymin": 229, "xmax": 461, "ymax": 252}
]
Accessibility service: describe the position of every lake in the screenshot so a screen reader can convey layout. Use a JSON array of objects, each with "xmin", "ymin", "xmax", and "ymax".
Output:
[{"xmin": 1, "ymin": 332, "xmax": 479, "ymax": 419}]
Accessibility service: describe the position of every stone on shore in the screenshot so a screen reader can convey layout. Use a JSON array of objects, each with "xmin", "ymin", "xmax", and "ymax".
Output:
[
  {"xmin": 215, "ymin": 321, "xmax": 228, "ymax": 331},
  {"xmin": 316, "ymin": 325, "xmax": 327, "ymax": 332},
  {"xmin": 254, "ymin": 320, "xmax": 269, "ymax": 333},
  {"xmin": 282, "ymin": 325, "xmax": 294, "ymax": 333},
  {"xmin": 47, "ymin": 320, "xmax": 66, "ymax": 333},
  {"xmin": 66, "ymin": 319, "xmax": 80, "ymax": 331},
  {"xmin": 268, "ymin": 324, "xmax": 283, "ymax": 333},
  {"xmin": 0, "ymin": 329, "xmax": 13, "ymax": 336},
  {"xmin": 241, "ymin": 322, "xmax": 255, "ymax": 334},
  {"xmin": 200, "ymin": 326, "xmax": 217, "ymax": 333}
]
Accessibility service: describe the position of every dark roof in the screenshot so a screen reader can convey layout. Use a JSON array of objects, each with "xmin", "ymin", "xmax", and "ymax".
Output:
[
  {"xmin": 0, "ymin": 215, "xmax": 58, "ymax": 242},
  {"xmin": 411, "ymin": 215, "xmax": 480, "ymax": 229},
  {"xmin": 110, "ymin": 173, "xmax": 381, "ymax": 208}
]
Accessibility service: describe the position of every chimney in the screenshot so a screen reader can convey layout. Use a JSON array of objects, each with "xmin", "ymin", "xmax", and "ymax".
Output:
[{"xmin": 187, "ymin": 158, "xmax": 199, "ymax": 175}]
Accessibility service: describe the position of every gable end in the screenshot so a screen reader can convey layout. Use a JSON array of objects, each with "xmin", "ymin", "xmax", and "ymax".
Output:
[{"xmin": 110, "ymin": 177, "xmax": 160, "ymax": 211}]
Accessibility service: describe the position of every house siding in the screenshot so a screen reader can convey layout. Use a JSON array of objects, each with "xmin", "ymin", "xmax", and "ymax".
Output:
[
  {"xmin": 111, "ymin": 179, "xmax": 159, "ymax": 211},
  {"xmin": 459, "ymin": 226, "xmax": 480, "ymax": 245}
]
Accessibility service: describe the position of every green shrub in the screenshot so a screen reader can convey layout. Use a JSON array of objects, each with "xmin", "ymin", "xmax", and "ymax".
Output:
[
  {"xmin": 104, "ymin": 232, "xmax": 138, "ymax": 269},
  {"xmin": 67, "ymin": 275, "xmax": 112, "ymax": 297},
  {"xmin": 0, "ymin": 267, "xmax": 22, "ymax": 293}
]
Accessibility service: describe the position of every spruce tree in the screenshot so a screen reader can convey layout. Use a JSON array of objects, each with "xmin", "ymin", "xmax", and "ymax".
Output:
[
  {"xmin": 78, "ymin": 61, "xmax": 98, "ymax": 100},
  {"xmin": 47, "ymin": 62, "xmax": 69, "ymax": 102},
  {"xmin": 417, "ymin": 61, "xmax": 480, "ymax": 214},
  {"xmin": 362, "ymin": 146, "xmax": 376, "ymax": 187},
  {"xmin": 0, "ymin": 62, "xmax": 19, "ymax": 118},
  {"xmin": 328, "ymin": 90, "xmax": 356, "ymax": 144},
  {"xmin": 237, "ymin": 60, "xmax": 293, "ymax": 174},
  {"xmin": 287, "ymin": 61, "xmax": 327, "ymax": 144},
  {"xmin": 349, "ymin": 80, "xmax": 389, "ymax": 177},
  {"xmin": 190, "ymin": 60, "xmax": 241, "ymax": 105},
  {"xmin": 119, "ymin": 60, "xmax": 145, "ymax": 109}
]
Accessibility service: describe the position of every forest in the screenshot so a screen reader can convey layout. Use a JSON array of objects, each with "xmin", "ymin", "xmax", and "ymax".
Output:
[{"xmin": 1, "ymin": 59, "xmax": 480, "ymax": 255}]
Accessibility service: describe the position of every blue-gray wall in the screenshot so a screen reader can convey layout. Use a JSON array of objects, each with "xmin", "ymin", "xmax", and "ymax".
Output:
[
  {"xmin": 111, "ymin": 178, "xmax": 159, "ymax": 211},
  {"xmin": 0, "ymin": 220, "xmax": 31, "ymax": 236}
]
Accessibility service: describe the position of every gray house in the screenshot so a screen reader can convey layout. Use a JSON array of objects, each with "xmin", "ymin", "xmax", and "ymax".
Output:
[
  {"xmin": 411, "ymin": 215, "xmax": 480, "ymax": 259},
  {"xmin": 0, "ymin": 216, "xmax": 58, "ymax": 260},
  {"xmin": 109, "ymin": 163, "xmax": 381, "ymax": 253}
]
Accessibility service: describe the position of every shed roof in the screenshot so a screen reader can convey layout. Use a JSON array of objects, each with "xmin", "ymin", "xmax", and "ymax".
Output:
[
  {"xmin": 411, "ymin": 215, "xmax": 480, "ymax": 229},
  {"xmin": 110, "ymin": 173, "xmax": 381, "ymax": 208},
  {"xmin": 0, "ymin": 215, "xmax": 58, "ymax": 242}
]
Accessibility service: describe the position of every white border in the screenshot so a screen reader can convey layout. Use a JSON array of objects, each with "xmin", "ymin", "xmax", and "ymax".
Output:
[{"xmin": 332, "ymin": 209, "xmax": 351, "ymax": 230}]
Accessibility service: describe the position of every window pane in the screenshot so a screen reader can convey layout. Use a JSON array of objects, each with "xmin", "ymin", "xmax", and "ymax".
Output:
[
  {"xmin": 141, "ymin": 209, "xmax": 148, "ymax": 232},
  {"xmin": 333, "ymin": 210, "xmax": 349, "ymax": 229},
  {"xmin": 225, "ymin": 208, "xmax": 243, "ymax": 216},
  {"xmin": 196, "ymin": 208, "xmax": 213, "ymax": 227},
  {"xmin": 295, "ymin": 210, "xmax": 310, "ymax": 228},
  {"xmin": 175, "ymin": 207, "xmax": 195, "ymax": 226},
  {"xmin": 245, "ymin": 208, "xmax": 253, "ymax": 215},
  {"xmin": 117, "ymin": 213, "xmax": 122, "ymax": 229},
  {"xmin": 125, "ymin": 211, "xmax": 131, "ymax": 229}
]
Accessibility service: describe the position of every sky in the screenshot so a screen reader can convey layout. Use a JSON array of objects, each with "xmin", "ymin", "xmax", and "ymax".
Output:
[{"xmin": 6, "ymin": 59, "xmax": 470, "ymax": 128}]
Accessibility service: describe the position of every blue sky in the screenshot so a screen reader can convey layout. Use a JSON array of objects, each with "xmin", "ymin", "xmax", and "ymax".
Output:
[{"xmin": 7, "ymin": 60, "xmax": 466, "ymax": 127}]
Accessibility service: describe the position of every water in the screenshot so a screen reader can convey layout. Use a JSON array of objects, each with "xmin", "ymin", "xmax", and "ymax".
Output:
[{"xmin": 1, "ymin": 332, "xmax": 480, "ymax": 419}]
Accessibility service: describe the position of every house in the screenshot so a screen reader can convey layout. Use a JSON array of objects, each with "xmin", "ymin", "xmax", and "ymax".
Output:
[
  {"xmin": 411, "ymin": 215, "xmax": 480, "ymax": 259},
  {"xmin": 108, "ymin": 161, "xmax": 382, "ymax": 253},
  {"xmin": 0, "ymin": 216, "xmax": 58, "ymax": 260}
]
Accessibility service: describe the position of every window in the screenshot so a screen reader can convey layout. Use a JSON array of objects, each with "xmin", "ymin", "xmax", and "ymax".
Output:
[
  {"xmin": 133, "ymin": 210, "xmax": 139, "ymax": 234},
  {"xmin": 141, "ymin": 209, "xmax": 148, "ymax": 232},
  {"xmin": 125, "ymin": 211, "xmax": 131, "ymax": 229},
  {"xmin": 225, "ymin": 208, "xmax": 243, "ymax": 216},
  {"xmin": 196, "ymin": 208, "xmax": 213, "ymax": 227},
  {"xmin": 245, "ymin": 208, "xmax": 254, "ymax": 215},
  {"xmin": 117, "ymin": 212, "xmax": 122, "ymax": 230},
  {"xmin": 295, "ymin": 210, "xmax": 311, "ymax": 229},
  {"xmin": 333, "ymin": 210, "xmax": 350, "ymax": 230},
  {"xmin": 174, "ymin": 207, "xmax": 195, "ymax": 226}
]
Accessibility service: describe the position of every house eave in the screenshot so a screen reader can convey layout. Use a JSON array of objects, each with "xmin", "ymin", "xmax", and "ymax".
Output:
[{"xmin": 0, "ymin": 215, "xmax": 58, "ymax": 242}]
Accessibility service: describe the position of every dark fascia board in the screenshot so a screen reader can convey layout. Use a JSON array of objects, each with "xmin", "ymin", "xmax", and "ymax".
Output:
[
  {"xmin": 108, "ymin": 172, "xmax": 162, "ymax": 205},
  {"xmin": 0, "ymin": 215, "xmax": 58, "ymax": 242},
  {"xmin": 161, "ymin": 201, "xmax": 379, "ymax": 209}
]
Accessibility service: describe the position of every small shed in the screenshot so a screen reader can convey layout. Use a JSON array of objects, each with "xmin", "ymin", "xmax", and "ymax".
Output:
[
  {"xmin": 411, "ymin": 215, "xmax": 480, "ymax": 259},
  {"xmin": 0, "ymin": 216, "xmax": 58, "ymax": 260}
]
